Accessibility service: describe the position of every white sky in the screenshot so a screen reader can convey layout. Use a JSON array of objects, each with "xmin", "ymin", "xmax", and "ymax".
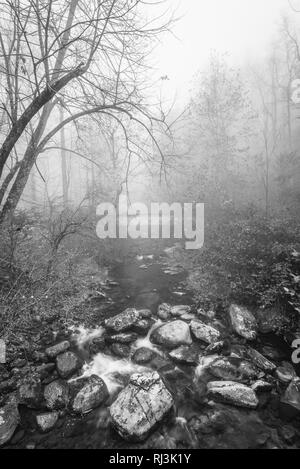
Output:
[{"xmin": 154, "ymin": 0, "xmax": 294, "ymax": 101}]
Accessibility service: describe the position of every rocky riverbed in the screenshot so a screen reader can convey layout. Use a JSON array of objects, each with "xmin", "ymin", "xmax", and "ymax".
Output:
[{"xmin": 1, "ymin": 248, "xmax": 300, "ymax": 449}]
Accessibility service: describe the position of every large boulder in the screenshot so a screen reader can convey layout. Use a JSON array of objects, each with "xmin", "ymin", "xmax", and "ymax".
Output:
[
  {"xmin": 71, "ymin": 375, "xmax": 109, "ymax": 414},
  {"xmin": 190, "ymin": 320, "xmax": 221, "ymax": 345},
  {"xmin": 229, "ymin": 304, "xmax": 258, "ymax": 340},
  {"xmin": 150, "ymin": 320, "xmax": 192, "ymax": 349},
  {"xmin": 46, "ymin": 341, "xmax": 70, "ymax": 358},
  {"xmin": 207, "ymin": 381, "xmax": 259, "ymax": 409},
  {"xmin": 44, "ymin": 380, "xmax": 69, "ymax": 410},
  {"xmin": 280, "ymin": 378, "xmax": 300, "ymax": 419},
  {"xmin": 56, "ymin": 351, "xmax": 82, "ymax": 379},
  {"xmin": 104, "ymin": 308, "xmax": 140, "ymax": 333},
  {"xmin": 36, "ymin": 412, "xmax": 59, "ymax": 433},
  {"xmin": 110, "ymin": 372, "xmax": 174, "ymax": 441},
  {"xmin": 0, "ymin": 399, "xmax": 20, "ymax": 446}
]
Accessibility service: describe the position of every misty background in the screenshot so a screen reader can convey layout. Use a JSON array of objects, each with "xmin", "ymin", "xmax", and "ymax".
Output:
[
  {"xmin": 0, "ymin": 0, "xmax": 300, "ymax": 451},
  {"xmin": 6, "ymin": 0, "xmax": 299, "ymax": 215}
]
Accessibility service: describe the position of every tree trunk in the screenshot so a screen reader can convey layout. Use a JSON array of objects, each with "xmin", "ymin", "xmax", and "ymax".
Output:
[
  {"xmin": 0, "ymin": 103, "xmax": 52, "ymax": 223},
  {"xmin": 0, "ymin": 0, "xmax": 88, "ymax": 223},
  {"xmin": 0, "ymin": 65, "xmax": 84, "ymax": 180},
  {"xmin": 0, "ymin": 162, "xmax": 21, "ymax": 207}
]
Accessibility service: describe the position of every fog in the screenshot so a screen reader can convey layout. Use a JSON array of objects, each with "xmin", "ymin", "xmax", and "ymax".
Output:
[
  {"xmin": 158, "ymin": 0, "xmax": 288, "ymax": 101},
  {"xmin": 0, "ymin": 0, "xmax": 300, "ymax": 450}
]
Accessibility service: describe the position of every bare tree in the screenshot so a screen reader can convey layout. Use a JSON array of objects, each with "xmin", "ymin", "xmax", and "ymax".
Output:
[{"xmin": 0, "ymin": 0, "xmax": 172, "ymax": 222}]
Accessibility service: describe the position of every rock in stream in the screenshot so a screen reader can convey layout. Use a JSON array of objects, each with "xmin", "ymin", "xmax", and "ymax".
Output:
[{"xmin": 110, "ymin": 371, "xmax": 174, "ymax": 441}]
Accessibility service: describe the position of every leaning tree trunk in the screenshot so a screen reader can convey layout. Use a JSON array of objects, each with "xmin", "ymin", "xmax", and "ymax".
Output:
[
  {"xmin": 0, "ymin": 65, "xmax": 84, "ymax": 181},
  {"xmin": 0, "ymin": 0, "xmax": 81, "ymax": 213},
  {"xmin": 0, "ymin": 103, "xmax": 52, "ymax": 224},
  {"xmin": 0, "ymin": 162, "xmax": 21, "ymax": 207}
]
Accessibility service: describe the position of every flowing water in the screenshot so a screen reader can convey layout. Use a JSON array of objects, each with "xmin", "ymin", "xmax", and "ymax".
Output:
[{"xmin": 7, "ymin": 244, "xmax": 300, "ymax": 449}]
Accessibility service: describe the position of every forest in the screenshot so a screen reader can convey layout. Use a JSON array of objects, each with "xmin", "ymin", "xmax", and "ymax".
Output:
[{"xmin": 0, "ymin": 0, "xmax": 300, "ymax": 451}]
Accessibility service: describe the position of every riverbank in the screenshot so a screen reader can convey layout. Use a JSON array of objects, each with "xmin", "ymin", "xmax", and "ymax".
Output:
[{"xmin": 1, "ymin": 245, "xmax": 300, "ymax": 449}]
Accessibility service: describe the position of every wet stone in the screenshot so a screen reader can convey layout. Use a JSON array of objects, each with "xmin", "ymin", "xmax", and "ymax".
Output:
[
  {"xmin": 150, "ymin": 355, "xmax": 173, "ymax": 373},
  {"xmin": 181, "ymin": 312, "xmax": 196, "ymax": 321},
  {"xmin": 207, "ymin": 381, "xmax": 259, "ymax": 409},
  {"xmin": 197, "ymin": 308, "xmax": 215, "ymax": 320},
  {"xmin": 157, "ymin": 303, "xmax": 172, "ymax": 321},
  {"xmin": 110, "ymin": 371, "xmax": 174, "ymax": 441},
  {"xmin": 150, "ymin": 320, "xmax": 192, "ymax": 349},
  {"xmin": 275, "ymin": 362, "xmax": 297, "ymax": 384},
  {"xmin": 70, "ymin": 375, "xmax": 109, "ymax": 414},
  {"xmin": 56, "ymin": 352, "xmax": 82, "ymax": 379},
  {"xmin": 44, "ymin": 380, "xmax": 69, "ymax": 410},
  {"xmin": 137, "ymin": 309, "xmax": 152, "ymax": 319},
  {"xmin": 206, "ymin": 341, "xmax": 225, "ymax": 354},
  {"xmin": 231, "ymin": 345, "xmax": 276, "ymax": 373},
  {"xmin": 104, "ymin": 308, "xmax": 140, "ymax": 333},
  {"xmin": 0, "ymin": 399, "xmax": 20, "ymax": 446},
  {"xmin": 190, "ymin": 320, "xmax": 221, "ymax": 345},
  {"xmin": 169, "ymin": 346, "xmax": 199, "ymax": 365},
  {"xmin": 45, "ymin": 341, "xmax": 70, "ymax": 359},
  {"xmin": 251, "ymin": 380, "xmax": 273, "ymax": 393},
  {"xmin": 229, "ymin": 304, "xmax": 258, "ymax": 340},
  {"xmin": 110, "ymin": 343, "xmax": 131, "ymax": 358},
  {"xmin": 133, "ymin": 319, "xmax": 154, "ymax": 335},
  {"xmin": 207, "ymin": 356, "xmax": 260, "ymax": 383},
  {"xmin": 132, "ymin": 347, "xmax": 156, "ymax": 365},
  {"xmin": 36, "ymin": 412, "xmax": 59, "ymax": 433}
]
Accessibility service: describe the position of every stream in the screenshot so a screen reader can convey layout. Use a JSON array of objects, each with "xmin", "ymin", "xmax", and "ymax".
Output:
[{"xmin": 3, "ymin": 244, "xmax": 300, "ymax": 449}]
